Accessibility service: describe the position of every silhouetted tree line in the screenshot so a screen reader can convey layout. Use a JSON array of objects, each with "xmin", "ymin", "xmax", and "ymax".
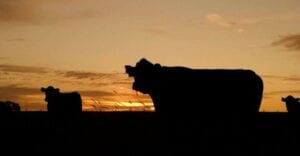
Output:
[{"xmin": 0, "ymin": 101, "xmax": 21, "ymax": 112}]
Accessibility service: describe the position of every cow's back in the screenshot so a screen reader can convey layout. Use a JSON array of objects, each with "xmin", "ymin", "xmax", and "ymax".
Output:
[
  {"xmin": 47, "ymin": 92, "xmax": 82, "ymax": 113},
  {"xmin": 149, "ymin": 67, "xmax": 263, "ymax": 117},
  {"xmin": 61, "ymin": 92, "xmax": 82, "ymax": 113}
]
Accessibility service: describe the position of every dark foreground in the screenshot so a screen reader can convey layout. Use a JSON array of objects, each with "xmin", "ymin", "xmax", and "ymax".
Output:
[{"xmin": 0, "ymin": 112, "xmax": 300, "ymax": 155}]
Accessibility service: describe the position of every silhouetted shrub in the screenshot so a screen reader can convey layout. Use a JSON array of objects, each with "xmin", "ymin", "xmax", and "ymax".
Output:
[{"xmin": 0, "ymin": 101, "xmax": 21, "ymax": 112}]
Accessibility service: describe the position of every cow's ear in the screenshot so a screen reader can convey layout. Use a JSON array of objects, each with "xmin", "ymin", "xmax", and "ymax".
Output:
[
  {"xmin": 154, "ymin": 64, "xmax": 161, "ymax": 68},
  {"xmin": 137, "ymin": 58, "xmax": 153, "ymax": 68},
  {"xmin": 41, "ymin": 87, "xmax": 46, "ymax": 92},
  {"xmin": 153, "ymin": 64, "xmax": 161, "ymax": 74},
  {"xmin": 140, "ymin": 58, "xmax": 150, "ymax": 63}
]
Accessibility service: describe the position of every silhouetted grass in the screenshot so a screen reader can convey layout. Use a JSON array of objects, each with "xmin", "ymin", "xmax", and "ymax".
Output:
[{"xmin": 0, "ymin": 111, "xmax": 299, "ymax": 154}]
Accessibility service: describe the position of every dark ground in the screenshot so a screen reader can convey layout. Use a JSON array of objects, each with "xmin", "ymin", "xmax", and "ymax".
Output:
[{"xmin": 0, "ymin": 112, "xmax": 300, "ymax": 155}]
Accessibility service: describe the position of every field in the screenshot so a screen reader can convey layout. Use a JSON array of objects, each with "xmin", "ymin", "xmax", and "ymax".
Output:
[{"xmin": 0, "ymin": 112, "xmax": 300, "ymax": 155}]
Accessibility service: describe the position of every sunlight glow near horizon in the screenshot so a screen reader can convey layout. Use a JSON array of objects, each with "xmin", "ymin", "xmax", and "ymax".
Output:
[{"xmin": 0, "ymin": 0, "xmax": 300, "ymax": 111}]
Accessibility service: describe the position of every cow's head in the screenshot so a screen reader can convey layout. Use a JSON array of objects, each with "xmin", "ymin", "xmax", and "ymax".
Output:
[
  {"xmin": 41, "ymin": 86, "xmax": 60, "ymax": 102},
  {"xmin": 282, "ymin": 95, "xmax": 298, "ymax": 103},
  {"xmin": 125, "ymin": 58, "xmax": 161, "ymax": 94}
]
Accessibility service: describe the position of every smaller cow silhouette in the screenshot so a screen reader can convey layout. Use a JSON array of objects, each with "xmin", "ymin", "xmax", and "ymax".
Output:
[
  {"xmin": 41, "ymin": 86, "xmax": 82, "ymax": 113},
  {"xmin": 282, "ymin": 95, "xmax": 300, "ymax": 113}
]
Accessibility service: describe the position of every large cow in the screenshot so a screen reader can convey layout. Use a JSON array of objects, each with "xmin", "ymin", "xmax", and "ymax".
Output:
[
  {"xmin": 125, "ymin": 58, "xmax": 264, "ymax": 119},
  {"xmin": 41, "ymin": 86, "xmax": 82, "ymax": 113}
]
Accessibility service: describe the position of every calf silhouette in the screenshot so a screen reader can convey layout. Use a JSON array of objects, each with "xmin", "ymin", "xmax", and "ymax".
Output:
[
  {"xmin": 41, "ymin": 86, "xmax": 82, "ymax": 113},
  {"xmin": 125, "ymin": 58, "xmax": 264, "ymax": 118},
  {"xmin": 282, "ymin": 95, "xmax": 300, "ymax": 114}
]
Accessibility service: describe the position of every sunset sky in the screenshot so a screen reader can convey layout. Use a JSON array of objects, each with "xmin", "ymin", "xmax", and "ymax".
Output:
[{"xmin": 0, "ymin": 0, "xmax": 300, "ymax": 111}]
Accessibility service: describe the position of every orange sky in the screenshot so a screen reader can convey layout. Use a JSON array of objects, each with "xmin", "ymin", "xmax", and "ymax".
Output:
[{"xmin": 0, "ymin": 0, "xmax": 300, "ymax": 111}]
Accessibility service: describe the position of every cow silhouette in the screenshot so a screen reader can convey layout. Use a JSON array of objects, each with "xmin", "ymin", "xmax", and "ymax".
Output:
[
  {"xmin": 41, "ymin": 86, "xmax": 82, "ymax": 113},
  {"xmin": 282, "ymin": 95, "xmax": 300, "ymax": 114},
  {"xmin": 125, "ymin": 58, "xmax": 264, "ymax": 119}
]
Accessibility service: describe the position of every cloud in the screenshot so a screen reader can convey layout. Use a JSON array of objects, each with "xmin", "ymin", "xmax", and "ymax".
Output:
[
  {"xmin": 142, "ymin": 28, "xmax": 170, "ymax": 35},
  {"xmin": 263, "ymin": 74, "xmax": 300, "ymax": 82},
  {"xmin": 206, "ymin": 14, "xmax": 236, "ymax": 28},
  {"xmin": 56, "ymin": 70, "xmax": 133, "ymax": 87},
  {"xmin": 80, "ymin": 90, "xmax": 115, "ymax": 99},
  {"xmin": 0, "ymin": 64, "xmax": 132, "ymax": 88},
  {"xmin": 237, "ymin": 28, "xmax": 245, "ymax": 33},
  {"xmin": 271, "ymin": 34, "xmax": 300, "ymax": 51},
  {"xmin": 0, "ymin": 0, "xmax": 34, "ymax": 23},
  {"xmin": 0, "ymin": 64, "xmax": 48, "ymax": 74},
  {"xmin": 5, "ymin": 38, "xmax": 26, "ymax": 42},
  {"xmin": 205, "ymin": 13, "xmax": 245, "ymax": 33},
  {"xmin": 0, "ymin": 84, "xmax": 40, "ymax": 101},
  {"xmin": 112, "ymin": 81, "xmax": 132, "ymax": 85},
  {"xmin": 265, "ymin": 90, "xmax": 300, "ymax": 96},
  {"xmin": 283, "ymin": 77, "xmax": 300, "ymax": 81},
  {"xmin": 57, "ymin": 70, "xmax": 117, "ymax": 80},
  {"xmin": 262, "ymin": 75, "xmax": 285, "ymax": 79},
  {"xmin": 0, "ymin": 0, "xmax": 101, "ymax": 24}
]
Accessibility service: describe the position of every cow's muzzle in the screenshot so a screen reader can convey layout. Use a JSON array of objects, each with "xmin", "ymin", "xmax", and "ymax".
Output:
[{"xmin": 125, "ymin": 65, "xmax": 135, "ymax": 77}]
